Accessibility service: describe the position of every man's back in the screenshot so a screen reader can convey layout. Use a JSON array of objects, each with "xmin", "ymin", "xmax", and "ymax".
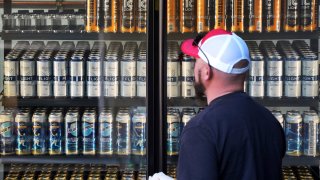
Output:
[{"xmin": 177, "ymin": 92, "xmax": 286, "ymax": 180}]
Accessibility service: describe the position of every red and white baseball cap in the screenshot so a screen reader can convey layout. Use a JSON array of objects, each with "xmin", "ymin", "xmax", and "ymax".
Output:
[{"xmin": 181, "ymin": 29, "xmax": 250, "ymax": 74}]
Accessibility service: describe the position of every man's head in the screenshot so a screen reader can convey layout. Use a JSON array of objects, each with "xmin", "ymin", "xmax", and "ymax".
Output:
[{"xmin": 180, "ymin": 29, "xmax": 250, "ymax": 98}]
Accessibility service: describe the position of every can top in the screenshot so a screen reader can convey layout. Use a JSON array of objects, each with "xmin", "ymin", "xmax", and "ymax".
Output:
[
  {"xmin": 99, "ymin": 111, "xmax": 113, "ymax": 123},
  {"xmin": 0, "ymin": 112, "xmax": 14, "ymax": 122},
  {"xmin": 286, "ymin": 111, "xmax": 302, "ymax": 123},
  {"xmin": 82, "ymin": 113, "xmax": 96, "ymax": 123},
  {"xmin": 15, "ymin": 112, "xmax": 30, "ymax": 122},
  {"xmin": 132, "ymin": 112, "xmax": 146, "ymax": 123},
  {"xmin": 303, "ymin": 110, "xmax": 319, "ymax": 123},
  {"xmin": 48, "ymin": 112, "xmax": 63, "ymax": 122}
]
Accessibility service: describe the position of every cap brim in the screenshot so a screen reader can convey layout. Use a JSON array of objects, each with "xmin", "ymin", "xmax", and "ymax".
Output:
[{"xmin": 181, "ymin": 39, "xmax": 200, "ymax": 58}]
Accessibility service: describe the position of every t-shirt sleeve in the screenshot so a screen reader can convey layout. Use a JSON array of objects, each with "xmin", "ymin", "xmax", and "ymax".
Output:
[{"xmin": 177, "ymin": 126, "xmax": 218, "ymax": 180}]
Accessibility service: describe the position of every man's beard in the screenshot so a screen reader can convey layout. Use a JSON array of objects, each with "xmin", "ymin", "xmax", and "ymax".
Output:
[{"xmin": 194, "ymin": 72, "xmax": 206, "ymax": 98}]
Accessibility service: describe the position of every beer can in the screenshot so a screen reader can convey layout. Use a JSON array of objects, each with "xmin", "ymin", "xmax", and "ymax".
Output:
[
  {"xmin": 87, "ymin": 56, "xmax": 102, "ymax": 97},
  {"xmin": 0, "ymin": 111, "xmax": 15, "ymax": 155},
  {"xmin": 265, "ymin": 0, "xmax": 281, "ymax": 32},
  {"xmin": 181, "ymin": 56, "xmax": 195, "ymax": 98},
  {"xmin": 4, "ymin": 55, "xmax": 20, "ymax": 97},
  {"xmin": 167, "ymin": 0, "xmax": 179, "ymax": 33},
  {"xmin": 86, "ymin": 0, "xmax": 99, "ymax": 32},
  {"xmin": 180, "ymin": 0, "xmax": 196, "ymax": 33},
  {"xmin": 283, "ymin": 0, "xmax": 300, "ymax": 32},
  {"xmin": 249, "ymin": 54, "xmax": 264, "ymax": 98},
  {"xmin": 53, "ymin": 56, "xmax": 68, "ymax": 98},
  {"xmin": 271, "ymin": 110, "xmax": 284, "ymax": 127},
  {"xmin": 266, "ymin": 55, "xmax": 283, "ymax": 98},
  {"xmin": 32, "ymin": 111, "xmax": 47, "ymax": 155},
  {"xmin": 231, "ymin": 0, "xmax": 245, "ymax": 32},
  {"xmin": 131, "ymin": 109, "xmax": 146, "ymax": 155},
  {"xmin": 37, "ymin": 56, "xmax": 53, "ymax": 98},
  {"xmin": 116, "ymin": 108, "xmax": 131, "ymax": 155},
  {"xmin": 104, "ymin": 55, "xmax": 120, "ymax": 97},
  {"xmin": 197, "ymin": 0, "xmax": 213, "ymax": 32},
  {"xmin": 214, "ymin": 0, "xmax": 227, "ymax": 30},
  {"xmin": 248, "ymin": 0, "xmax": 262, "ymax": 32},
  {"xmin": 285, "ymin": 110, "xmax": 303, "ymax": 156},
  {"xmin": 15, "ymin": 111, "xmax": 32, "ymax": 155},
  {"xmin": 303, "ymin": 110, "xmax": 319, "ymax": 156},
  {"xmin": 167, "ymin": 55, "xmax": 181, "ymax": 98},
  {"xmin": 301, "ymin": 0, "xmax": 317, "ymax": 31},
  {"xmin": 167, "ymin": 108, "xmax": 180, "ymax": 156},
  {"xmin": 284, "ymin": 55, "xmax": 301, "ymax": 98},
  {"xmin": 49, "ymin": 112, "xmax": 63, "ymax": 155},
  {"xmin": 104, "ymin": 0, "xmax": 118, "ymax": 33},
  {"xmin": 98, "ymin": 109, "xmax": 113, "ymax": 155},
  {"xmin": 20, "ymin": 57, "xmax": 36, "ymax": 98},
  {"xmin": 181, "ymin": 108, "xmax": 196, "ymax": 130},
  {"xmin": 120, "ymin": 0, "xmax": 135, "ymax": 33},
  {"xmin": 136, "ymin": 0, "xmax": 147, "ymax": 33},
  {"xmin": 301, "ymin": 54, "xmax": 318, "ymax": 98},
  {"xmin": 120, "ymin": 56, "xmax": 136, "ymax": 97},
  {"xmin": 137, "ymin": 55, "xmax": 146, "ymax": 97},
  {"xmin": 82, "ymin": 111, "xmax": 96, "ymax": 155},
  {"xmin": 70, "ymin": 56, "xmax": 84, "ymax": 98}
]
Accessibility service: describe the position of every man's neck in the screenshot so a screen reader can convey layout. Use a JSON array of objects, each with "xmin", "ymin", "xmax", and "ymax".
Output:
[{"xmin": 206, "ymin": 86, "xmax": 243, "ymax": 104}]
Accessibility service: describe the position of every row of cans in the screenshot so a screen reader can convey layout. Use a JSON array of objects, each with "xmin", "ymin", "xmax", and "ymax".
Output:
[
  {"xmin": 5, "ymin": 164, "xmax": 147, "ymax": 180},
  {"xmin": 0, "ymin": 107, "xmax": 147, "ymax": 156},
  {"xmin": 282, "ymin": 166, "xmax": 316, "ymax": 180},
  {"xmin": 2, "ymin": 9, "xmax": 86, "ymax": 33},
  {"xmin": 247, "ymin": 40, "xmax": 318, "ymax": 98},
  {"xmin": 86, "ymin": 0, "xmax": 147, "ymax": 33},
  {"xmin": 4, "ymin": 40, "xmax": 147, "ymax": 98},
  {"xmin": 168, "ymin": 0, "xmax": 318, "ymax": 33}
]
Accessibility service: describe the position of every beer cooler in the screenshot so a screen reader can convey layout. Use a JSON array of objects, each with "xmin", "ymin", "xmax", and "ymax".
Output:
[
  {"xmin": 0, "ymin": 0, "xmax": 157, "ymax": 179},
  {"xmin": 159, "ymin": 0, "xmax": 320, "ymax": 179}
]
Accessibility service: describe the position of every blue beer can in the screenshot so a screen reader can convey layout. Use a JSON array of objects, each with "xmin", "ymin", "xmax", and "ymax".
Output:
[
  {"xmin": 303, "ymin": 110, "xmax": 319, "ymax": 157},
  {"xmin": 98, "ymin": 108, "xmax": 113, "ymax": 155},
  {"xmin": 131, "ymin": 109, "xmax": 146, "ymax": 155},
  {"xmin": 167, "ymin": 108, "xmax": 180, "ymax": 156},
  {"xmin": 65, "ymin": 109, "xmax": 80, "ymax": 155},
  {"xmin": 49, "ymin": 111, "xmax": 63, "ymax": 155},
  {"xmin": 82, "ymin": 110, "xmax": 96, "ymax": 155},
  {"xmin": 285, "ymin": 110, "xmax": 303, "ymax": 156},
  {"xmin": 15, "ymin": 110, "xmax": 31, "ymax": 155},
  {"xmin": 0, "ymin": 111, "xmax": 15, "ymax": 155},
  {"xmin": 116, "ymin": 108, "xmax": 131, "ymax": 155},
  {"xmin": 32, "ymin": 111, "xmax": 47, "ymax": 155}
]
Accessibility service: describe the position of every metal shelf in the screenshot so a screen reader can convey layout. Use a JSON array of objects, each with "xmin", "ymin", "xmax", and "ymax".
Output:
[
  {"xmin": 167, "ymin": 31, "xmax": 319, "ymax": 41},
  {"xmin": 1, "ymin": 32, "xmax": 147, "ymax": 41},
  {"xmin": 3, "ymin": 97, "xmax": 146, "ymax": 107}
]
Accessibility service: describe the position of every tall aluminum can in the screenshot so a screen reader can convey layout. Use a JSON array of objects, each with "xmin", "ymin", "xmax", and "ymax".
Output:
[
  {"xmin": 181, "ymin": 108, "xmax": 196, "ymax": 132},
  {"xmin": 214, "ymin": 0, "xmax": 227, "ymax": 30},
  {"xmin": 53, "ymin": 56, "xmax": 68, "ymax": 98},
  {"xmin": 303, "ymin": 110, "xmax": 319, "ymax": 157},
  {"xmin": 167, "ymin": 55, "xmax": 181, "ymax": 98},
  {"xmin": 49, "ymin": 111, "xmax": 63, "ymax": 155},
  {"xmin": 265, "ymin": 0, "xmax": 281, "ymax": 32},
  {"xmin": 301, "ymin": 0, "xmax": 317, "ymax": 31},
  {"xmin": 136, "ymin": 0, "xmax": 147, "ymax": 33},
  {"xmin": 37, "ymin": 56, "xmax": 53, "ymax": 98},
  {"xmin": 284, "ymin": 55, "xmax": 301, "ymax": 98},
  {"xmin": 167, "ymin": 108, "xmax": 180, "ymax": 156},
  {"xmin": 116, "ymin": 108, "xmax": 131, "ymax": 155},
  {"xmin": 248, "ymin": 0, "xmax": 262, "ymax": 32},
  {"xmin": 4, "ymin": 55, "xmax": 20, "ymax": 97},
  {"xmin": 70, "ymin": 56, "xmax": 84, "ymax": 98},
  {"xmin": 231, "ymin": 0, "xmax": 245, "ymax": 32},
  {"xmin": 285, "ymin": 110, "xmax": 303, "ymax": 156},
  {"xmin": 20, "ymin": 56, "xmax": 36, "ymax": 98},
  {"xmin": 0, "ymin": 111, "xmax": 15, "ymax": 155},
  {"xmin": 167, "ymin": 0, "xmax": 179, "ymax": 33},
  {"xmin": 65, "ymin": 110, "xmax": 80, "ymax": 155},
  {"xmin": 302, "ymin": 54, "xmax": 318, "ymax": 98},
  {"xmin": 82, "ymin": 111, "xmax": 96, "ymax": 155},
  {"xmin": 104, "ymin": 55, "xmax": 119, "ymax": 97},
  {"xmin": 98, "ymin": 108, "xmax": 113, "ymax": 155},
  {"xmin": 103, "ymin": 0, "xmax": 118, "ymax": 33},
  {"xmin": 32, "ymin": 111, "xmax": 47, "ymax": 155},
  {"xmin": 15, "ymin": 110, "xmax": 31, "ymax": 155},
  {"xmin": 120, "ymin": 0, "xmax": 135, "ymax": 33},
  {"xmin": 283, "ymin": 0, "xmax": 300, "ymax": 32},
  {"xmin": 180, "ymin": 0, "xmax": 196, "ymax": 33},
  {"xmin": 87, "ymin": 56, "xmax": 102, "ymax": 97},
  {"xmin": 266, "ymin": 55, "xmax": 283, "ymax": 98},
  {"xmin": 196, "ymin": 0, "xmax": 213, "ymax": 32},
  {"xmin": 271, "ymin": 110, "xmax": 284, "ymax": 128},
  {"xmin": 137, "ymin": 55, "xmax": 146, "ymax": 97},
  {"xmin": 181, "ymin": 56, "xmax": 195, "ymax": 98},
  {"xmin": 131, "ymin": 109, "xmax": 146, "ymax": 155},
  {"xmin": 86, "ymin": 0, "xmax": 99, "ymax": 32},
  {"xmin": 120, "ymin": 56, "xmax": 136, "ymax": 97},
  {"xmin": 249, "ymin": 54, "xmax": 264, "ymax": 98}
]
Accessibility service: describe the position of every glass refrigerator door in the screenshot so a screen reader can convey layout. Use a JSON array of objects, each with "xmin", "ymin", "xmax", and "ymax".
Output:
[{"xmin": 0, "ymin": 0, "xmax": 153, "ymax": 179}]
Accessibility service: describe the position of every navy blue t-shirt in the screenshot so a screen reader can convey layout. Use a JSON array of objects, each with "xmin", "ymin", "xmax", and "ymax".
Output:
[{"xmin": 177, "ymin": 91, "xmax": 286, "ymax": 180}]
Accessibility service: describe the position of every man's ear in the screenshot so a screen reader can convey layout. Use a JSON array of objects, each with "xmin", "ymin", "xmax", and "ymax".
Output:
[{"xmin": 203, "ymin": 66, "xmax": 213, "ymax": 81}]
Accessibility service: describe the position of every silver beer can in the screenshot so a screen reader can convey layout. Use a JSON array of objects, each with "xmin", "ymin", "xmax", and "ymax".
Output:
[
  {"xmin": 15, "ymin": 110, "xmax": 32, "ymax": 155},
  {"xmin": 284, "ymin": 55, "xmax": 301, "ymax": 98},
  {"xmin": 116, "ymin": 108, "xmax": 131, "ymax": 155},
  {"xmin": 120, "ymin": 56, "xmax": 136, "ymax": 97},
  {"xmin": 104, "ymin": 55, "xmax": 119, "ymax": 97},
  {"xmin": 303, "ymin": 110, "xmax": 319, "ymax": 157},
  {"xmin": 181, "ymin": 108, "xmax": 196, "ymax": 128},
  {"xmin": 249, "ymin": 54, "xmax": 264, "ymax": 98},
  {"xmin": 167, "ymin": 55, "xmax": 181, "ymax": 98},
  {"xmin": 37, "ymin": 56, "xmax": 53, "ymax": 98},
  {"xmin": 87, "ymin": 56, "xmax": 102, "ymax": 97},
  {"xmin": 98, "ymin": 109, "xmax": 113, "ymax": 155},
  {"xmin": 0, "ymin": 111, "xmax": 15, "ymax": 155},
  {"xmin": 181, "ymin": 55, "xmax": 195, "ymax": 98},
  {"xmin": 53, "ymin": 56, "xmax": 68, "ymax": 98},
  {"xmin": 4, "ymin": 55, "xmax": 20, "ymax": 97},
  {"xmin": 70, "ymin": 56, "xmax": 84, "ymax": 98},
  {"xmin": 266, "ymin": 55, "xmax": 283, "ymax": 98},
  {"xmin": 32, "ymin": 111, "xmax": 47, "ymax": 155},
  {"xmin": 137, "ymin": 55, "xmax": 146, "ymax": 97},
  {"xmin": 302, "ymin": 54, "xmax": 318, "ymax": 98},
  {"xmin": 20, "ymin": 56, "xmax": 36, "ymax": 98}
]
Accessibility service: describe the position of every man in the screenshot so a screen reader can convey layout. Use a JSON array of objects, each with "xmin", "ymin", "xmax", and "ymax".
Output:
[{"xmin": 177, "ymin": 29, "xmax": 286, "ymax": 180}]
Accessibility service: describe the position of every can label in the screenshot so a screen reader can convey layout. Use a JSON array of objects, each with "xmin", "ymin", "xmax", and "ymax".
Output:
[
  {"xmin": 32, "ymin": 121, "xmax": 46, "ymax": 154},
  {"xmin": 137, "ymin": 0, "xmax": 147, "ymax": 32},
  {"xmin": 53, "ymin": 61, "xmax": 67, "ymax": 97},
  {"xmin": 302, "ymin": 60, "xmax": 318, "ymax": 97},
  {"xmin": 285, "ymin": 0, "xmax": 299, "ymax": 28},
  {"xmin": 181, "ymin": 0, "xmax": 195, "ymax": 32},
  {"xmin": 197, "ymin": 0, "xmax": 212, "ymax": 32},
  {"xmin": 249, "ymin": 60, "xmax": 264, "ymax": 97},
  {"xmin": 303, "ymin": 122, "xmax": 318, "ymax": 156},
  {"xmin": 120, "ymin": 61, "xmax": 136, "ymax": 97},
  {"xmin": 70, "ymin": 61, "xmax": 84, "ymax": 97},
  {"xmin": 286, "ymin": 122, "xmax": 303, "ymax": 156},
  {"xmin": 167, "ymin": 61, "xmax": 180, "ymax": 98},
  {"xmin": 301, "ymin": 0, "xmax": 313, "ymax": 28},
  {"xmin": 66, "ymin": 118, "xmax": 79, "ymax": 155},
  {"xmin": 20, "ymin": 60, "xmax": 36, "ymax": 97},
  {"xmin": 87, "ymin": 60, "xmax": 101, "ymax": 97},
  {"xmin": 167, "ymin": 117, "xmax": 180, "ymax": 156},
  {"xmin": 99, "ymin": 121, "xmax": 113, "ymax": 154},
  {"xmin": 181, "ymin": 61, "xmax": 195, "ymax": 97},
  {"xmin": 137, "ymin": 60, "xmax": 146, "ymax": 97},
  {"xmin": 121, "ymin": 0, "xmax": 135, "ymax": 32},
  {"xmin": 0, "ymin": 121, "xmax": 14, "ymax": 155},
  {"xmin": 131, "ymin": 114, "xmax": 146, "ymax": 155},
  {"xmin": 265, "ymin": 0, "xmax": 281, "ymax": 32},
  {"xmin": 284, "ymin": 60, "xmax": 301, "ymax": 97},
  {"xmin": 37, "ymin": 61, "xmax": 52, "ymax": 97},
  {"xmin": 231, "ymin": 0, "xmax": 245, "ymax": 32},
  {"xmin": 16, "ymin": 121, "xmax": 31, "ymax": 155},
  {"xmin": 167, "ymin": 0, "xmax": 179, "ymax": 33},
  {"xmin": 83, "ymin": 121, "xmax": 96, "ymax": 154},
  {"xmin": 248, "ymin": 0, "xmax": 262, "ymax": 32},
  {"xmin": 104, "ymin": 60, "xmax": 119, "ymax": 97},
  {"xmin": 4, "ymin": 60, "xmax": 19, "ymax": 97},
  {"xmin": 49, "ymin": 122, "xmax": 62, "ymax": 154},
  {"xmin": 116, "ymin": 114, "xmax": 131, "ymax": 155},
  {"xmin": 215, "ymin": 0, "xmax": 226, "ymax": 29},
  {"xmin": 266, "ymin": 60, "xmax": 283, "ymax": 97}
]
